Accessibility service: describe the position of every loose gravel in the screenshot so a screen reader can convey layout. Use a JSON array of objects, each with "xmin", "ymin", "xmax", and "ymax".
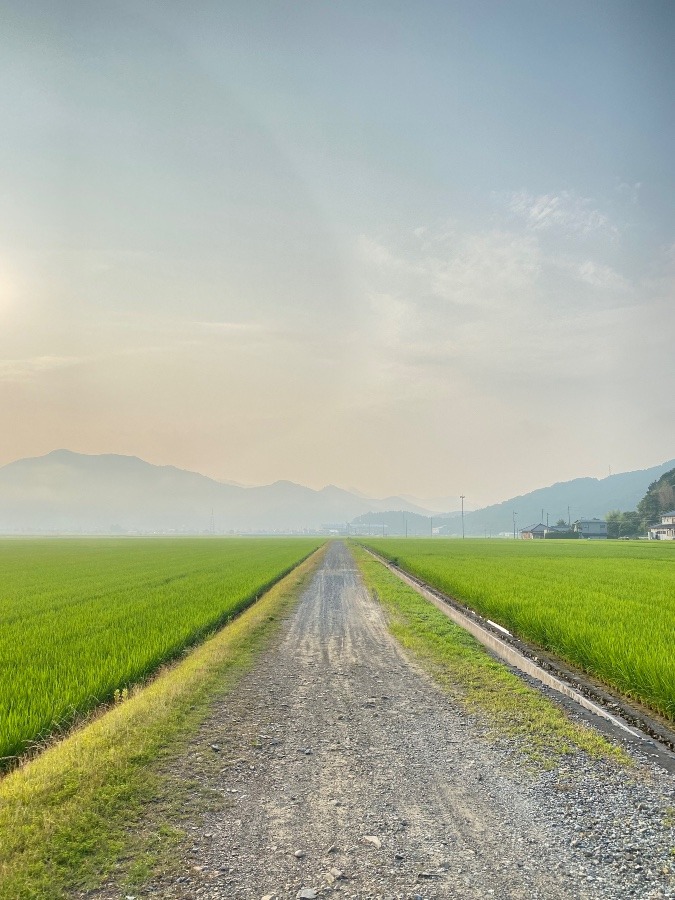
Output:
[{"xmin": 90, "ymin": 541, "xmax": 675, "ymax": 900}]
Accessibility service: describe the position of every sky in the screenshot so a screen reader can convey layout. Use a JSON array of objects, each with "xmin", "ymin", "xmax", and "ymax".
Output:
[{"xmin": 1, "ymin": 0, "xmax": 673, "ymax": 507}]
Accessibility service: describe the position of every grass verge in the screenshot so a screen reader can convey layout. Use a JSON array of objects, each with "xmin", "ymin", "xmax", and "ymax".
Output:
[
  {"xmin": 0, "ymin": 544, "xmax": 326, "ymax": 900},
  {"xmin": 351, "ymin": 544, "xmax": 627, "ymax": 765}
]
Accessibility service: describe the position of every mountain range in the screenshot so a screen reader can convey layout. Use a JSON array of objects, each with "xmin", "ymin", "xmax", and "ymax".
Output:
[
  {"xmin": 0, "ymin": 449, "xmax": 672, "ymax": 535},
  {"xmin": 0, "ymin": 450, "xmax": 431, "ymax": 533},
  {"xmin": 435, "ymin": 460, "xmax": 675, "ymax": 536}
]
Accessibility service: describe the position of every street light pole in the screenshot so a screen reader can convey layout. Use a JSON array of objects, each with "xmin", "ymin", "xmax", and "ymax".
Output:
[{"xmin": 460, "ymin": 495, "xmax": 465, "ymax": 539}]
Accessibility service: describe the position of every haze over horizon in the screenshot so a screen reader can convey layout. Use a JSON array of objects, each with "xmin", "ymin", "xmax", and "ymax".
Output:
[
  {"xmin": 1, "ymin": 2, "xmax": 673, "ymax": 508},
  {"xmin": 4, "ymin": 446, "xmax": 675, "ymax": 515}
]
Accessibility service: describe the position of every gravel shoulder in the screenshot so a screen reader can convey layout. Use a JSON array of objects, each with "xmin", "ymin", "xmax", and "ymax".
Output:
[{"xmin": 124, "ymin": 541, "xmax": 675, "ymax": 900}]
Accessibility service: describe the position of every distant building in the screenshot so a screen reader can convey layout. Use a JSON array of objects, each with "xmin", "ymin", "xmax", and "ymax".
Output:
[
  {"xmin": 520, "ymin": 523, "xmax": 571, "ymax": 539},
  {"xmin": 321, "ymin": 523, "xmax": 349, "ymax": 535},
  {"xmin": 347, "ymin": 523, "xmax": 389, "ymax": 536},
  {"xmin": 647, "ymin": 510, "xmax": 675, "ymax": 541},
  {"xmin": 573, "ymin": 518, "xmax": 607, "ymax": 539}
]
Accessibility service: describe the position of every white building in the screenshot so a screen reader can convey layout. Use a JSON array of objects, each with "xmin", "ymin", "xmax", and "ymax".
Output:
[{"xmin": 647, "ymin": 510, "xmax": 675, "ymax": 540}]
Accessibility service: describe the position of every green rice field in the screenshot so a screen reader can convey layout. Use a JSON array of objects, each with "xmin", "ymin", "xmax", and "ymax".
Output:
[
  {"xmin": 0, "ymin": 538, "xmax": 321, "ymax": 764},
  {"xmin": 357, "ymin": 538, "xmax": 675, "ymax": 721}
]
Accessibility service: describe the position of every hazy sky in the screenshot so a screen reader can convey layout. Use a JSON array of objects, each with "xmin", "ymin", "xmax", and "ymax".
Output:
[{"xmin": 1, "ymin": 1, "xmax": 673, "ymax": 505}]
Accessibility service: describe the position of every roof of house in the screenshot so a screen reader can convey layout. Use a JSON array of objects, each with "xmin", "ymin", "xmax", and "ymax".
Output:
[{"xmin": 521, "ymin": 523, "xmax": 567, "ymax": 533}]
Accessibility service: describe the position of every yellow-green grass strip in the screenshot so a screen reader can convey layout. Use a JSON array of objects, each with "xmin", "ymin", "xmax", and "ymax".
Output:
[
  {"xmin": 0, "ymin": 544, "xmax": 326, "ymax": 900},
  {"xmin": 351, "ymin": 544, "xmax": 626, "ymax": 765},
  {"xmin": 356, "ymin": 537, "xmax": 675, "ymax": 721}
]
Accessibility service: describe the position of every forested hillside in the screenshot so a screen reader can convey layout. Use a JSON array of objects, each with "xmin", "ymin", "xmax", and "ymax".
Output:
[{"xmin": 606, "ymin": 468, "xmax": 675, "ymax": 537}]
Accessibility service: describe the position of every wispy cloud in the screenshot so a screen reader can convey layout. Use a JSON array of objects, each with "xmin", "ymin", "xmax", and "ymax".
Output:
[
  {"xmin": 500, "ymin": 190, "xmax": 618, "ymax": 238},
  {"xmin": 196, "ymin": 320, "xmax": 262, "ymax": 334},
  {"xmin": 358, "ymin": 229, "xmax": 541, "ymax": 309},
  {"xmin": 0, "ymin": 355, "xmax": 84, "ymax": 382},
  {"xmin": 575, "ymin": 260, "xmax": 629, "ymax": 291},
  {"xmin": 355, "ymin": 215, "xmax": 640, "ymax": 405},
  {"xmin": 615, "ymin": 181, "xmax": 642, "ymax": 205}
]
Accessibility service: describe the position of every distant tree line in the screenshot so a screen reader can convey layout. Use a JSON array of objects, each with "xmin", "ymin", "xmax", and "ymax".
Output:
[{"xmin": 606, "ymin": 467, "xmax": 675, "ymax": 538}]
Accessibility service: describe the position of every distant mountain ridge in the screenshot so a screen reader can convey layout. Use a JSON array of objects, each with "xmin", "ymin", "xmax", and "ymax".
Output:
[
  {"xmin": 0, "ymin": 449, "xmax": 673, "ymax": 534},
  {"xmin": 0, "ymin": 450, "xmax": 432, "ymax": 533},
  {"xmin": 437, "ymin": 459, "xmax": 675, "ymax": 536}
]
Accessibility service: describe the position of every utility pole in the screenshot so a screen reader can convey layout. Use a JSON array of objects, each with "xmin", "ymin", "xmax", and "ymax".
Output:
[
  {"xmin": 513, "ymin": 510, "xmax": 518, "ymax": 539},
  {"xmin": 460, "ymin": 495, "xmax": 465, "ymax": 539}
]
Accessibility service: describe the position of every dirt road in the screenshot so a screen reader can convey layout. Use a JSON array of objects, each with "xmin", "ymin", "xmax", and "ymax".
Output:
[{"xmin": 136, "ymin": 542, "xmax": 674, "ymax": 900}]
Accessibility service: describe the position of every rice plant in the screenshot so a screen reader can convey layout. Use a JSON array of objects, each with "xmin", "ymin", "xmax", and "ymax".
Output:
[{"xmin": 0, "ymin": 538, "xmax": 321, "ymax": 763}]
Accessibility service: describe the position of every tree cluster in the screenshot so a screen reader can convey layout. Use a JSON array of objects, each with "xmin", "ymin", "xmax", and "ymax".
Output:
[{"xmin": 606, "ymin": 468, "xmax": 675, "ymax": 538}]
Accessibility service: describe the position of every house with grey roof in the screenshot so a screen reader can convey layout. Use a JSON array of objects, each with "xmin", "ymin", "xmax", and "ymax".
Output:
[
  {"xmin": 520, "ymin": 523, "xmax": 572, "ymax": 539},
  {"xmin": 573, "ymin": 518, "xmax": 608, "ymax": 539}
]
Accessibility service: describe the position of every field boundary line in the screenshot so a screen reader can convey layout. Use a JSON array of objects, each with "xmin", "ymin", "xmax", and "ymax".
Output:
[{"xmin": 361, "ymin": 546, "xmax": 675, "ymax": 758}]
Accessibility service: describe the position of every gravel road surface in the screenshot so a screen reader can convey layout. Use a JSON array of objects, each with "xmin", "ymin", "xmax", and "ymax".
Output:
[{"xmin": 128, "ymin": 542, "xmax": 674, "ymax": 900}]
